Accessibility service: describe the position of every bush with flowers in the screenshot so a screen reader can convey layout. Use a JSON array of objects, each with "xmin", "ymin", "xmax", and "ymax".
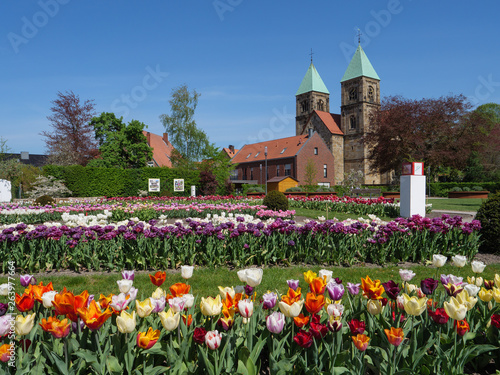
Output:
[{"xmin": 1, "ymin": 255, "xmax": 500, "ymax": 374}]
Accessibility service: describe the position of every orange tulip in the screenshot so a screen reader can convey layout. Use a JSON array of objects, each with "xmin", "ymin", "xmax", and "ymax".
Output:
[
  {"xmin": 309, "ymin": 277, "xmax": 327, "ymax": 295},
  {"xmin": 53, "ymin": 289, "xmax": 90, "ymax": 322},
  {"xmin": 455, "ymin": 319, "xmax": 470, "ymax": 336},
  {"xmin": 77, "ymin": 300, "xmax": 112, "ymax": 331},
  {"xmin": 222, "ymin": 292, "xmax": 243, "ymax": 311},
  {"xmin": 137, "ymin": 327, "xmax": 160, "ymax": 349},
  {"xmin": 0, "ymin": 344, "xmax": 11, "ymax": 363},
  {"xmin": 15, "ymin": 292, "xmax": 35, "ymax": 312},
  {"xmin": 361, "ymin": 276, "xmax": 385, "ymax": 300},
  {"xmin": 304, "ymin": 293, "xmax": 325, "ymax": 314},
  {"xmin": 98, "ymin": 294, "xmax": 113, "ymax": 309},
  {"xmin": 149, "ymin": 271, "xmax": 166, "ymax": 287},
  {"xmin": 26, "ymin": 282, "xmax": 54, "ymax": 302},
  {"xmin": 293, "ymin": 313, "xmax": 310, "ymax": 328},
  {"xmin": 281, "ymin": 287, "xmax": 302, "ymax": 305},
  {"xmin": 169, "ymin": 283, "xmax": 191, "ymax": 297},
  {"xmin": 40, "ymin": 316, "xmax": 71, "ymax": 338},
  {"xmin": 384, "ymin": 327, "xmax": 404, "ymax": 346},
  {"xmin": 352, "ymin": 333, "xmax": 370, "ymax": 351},
  {"xmin": 220, "ymin": 307, "xmax": 235, "ymax": 330},
  {"xmin": 182, "ymin": 314, "xmax": 193, "ymax": 327}
]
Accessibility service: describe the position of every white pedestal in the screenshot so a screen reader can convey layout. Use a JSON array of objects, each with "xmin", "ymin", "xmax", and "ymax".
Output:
[
  {"xmin": 0, "ymin": 179, "xmax": 11, "ymax": 202},
  {"xmin": 400, "ymin": 175, "xmax": 426, "ymax": 218},
  {"xmin": 191, "ymin": 185, "xmax": 196, "ymax": 197}
]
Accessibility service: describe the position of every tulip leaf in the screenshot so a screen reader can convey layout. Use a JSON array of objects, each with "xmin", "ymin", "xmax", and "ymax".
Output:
[
  {"xmin": 106, "ymin": 355, "xmax": 123, "ymax": 374},
  {"xmin": 332, "ymin": 368, "xmax": 350, "ymax": 374}
]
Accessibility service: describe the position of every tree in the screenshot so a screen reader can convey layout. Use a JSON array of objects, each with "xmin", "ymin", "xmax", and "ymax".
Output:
[
  {"xmin": 88, "ymin": 112, "xmax": 153, "ymax": 169},
  {"xmin": 199, "ymin": 145, "xmax": 236, "ymax": 195},
  {"xmin": 303, "ymin": 158, "xmax": 317, "ymax": 186},
  {"xmin": 365, "ymin": 94, "xmax": 489, "ymax": 176},
  {"xmin": 41, "ymin": 91, "xmax": 98, "ymax": 166},
  {"xmin": 159, "ymin": 85, "xmax": 210, "ymax": 164},
  {"xmin": 0, "ymin": 136, "xmax": 22, "ymax": 184},
  {"xmin": 472, "ymin": 103, "xmax": 500, "ymax": 180}
]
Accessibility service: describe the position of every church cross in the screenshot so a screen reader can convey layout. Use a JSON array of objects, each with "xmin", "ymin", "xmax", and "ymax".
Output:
[
  {"xmin": 310, "ymin": 48, "xmax": 314, "ymax": 63},
  {"xmin": 357, "ymin": 28, "xmax": 362, "ymax": 44}
]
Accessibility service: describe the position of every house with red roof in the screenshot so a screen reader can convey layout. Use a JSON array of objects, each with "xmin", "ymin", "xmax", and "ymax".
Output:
[{"xmin": 142, "ymin": 131, "xmax": 175, "ymax": 167}]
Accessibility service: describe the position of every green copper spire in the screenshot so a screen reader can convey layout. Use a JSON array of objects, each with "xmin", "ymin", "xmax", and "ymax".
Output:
[
  {"xmin": 296, "ymin": 63, "xmax": 330, "ymax": 96},
  {"xmin": 340, "ymin": 44, "xmax": 380, "ymax": 82}
]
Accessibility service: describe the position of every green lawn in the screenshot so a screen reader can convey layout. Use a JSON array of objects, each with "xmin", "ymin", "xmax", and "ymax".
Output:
[{"xmin": 427, "ymin": 198, "xmax": 485, "ymax": 212}]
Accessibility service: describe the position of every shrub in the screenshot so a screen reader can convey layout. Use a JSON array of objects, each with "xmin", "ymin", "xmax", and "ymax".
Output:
[
  {"xmin": 263, "ymin": 190, "xmax": 288, "ymax": 211},
  {"xmin": 449, "ymin": 187, "xmax": 462, "ymax": 192},
  {"xmin": 472, "ymin": 186, "xmax": 484, "ymax": 191},
  {"xmin": 286, "ymin": 186, "xmax": 303, "ymax": 192},
  {"xmin": 34, "ymin": 195, "xmax": 55, "ymax": 206},
  {"xmin": 475, "ymin": 192, "xmax": 500, "ymax": 254},
  {"xmin": 462, "ymin": 186, "xmax": 471, "ymax": 192},
  {"xmin": 247, "ymin": 186, "xmax": 265, "ymax": 193}
]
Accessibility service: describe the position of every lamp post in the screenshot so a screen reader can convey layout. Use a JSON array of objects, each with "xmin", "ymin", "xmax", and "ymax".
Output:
[
  {"xmin": 264, "ymin": 146, "xmax": 268, "ymax": 195},
  {"xmin": 260, "ymin": 164, "xmax": 262, "ymax": 187}
]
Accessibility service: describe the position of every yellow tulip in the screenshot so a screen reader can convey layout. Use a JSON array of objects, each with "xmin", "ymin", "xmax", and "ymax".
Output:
[
  {"xmin": 151, "ymin": 287, "xmax": 167, "ymax": 300},
  {"xmin": 303, "ymin": 270, "xmax": 317, "ymax": 285},
  {"xmin": 159, "ymin": 309, "xmax": 180, "ymax": 331},
  {"xmin": 402, "ymin": 293, "xmax": 427, "ymax": 316},
  {"xmin": 278, "ymin": 299, "xmax": 304, "ymax": 318},
  {"xmin": 491, "ymin": 287, "xmax": 500, "ymax": 303},
  {"xmin": 404, "ymin": 283, "xmax": 418, "ymax": 294},
  {"xmin": 495, "ymin": 274, "xmax": 500, "ymax": 288},
  {"xmin": 200, "ymin": 295, "xmax": 222, "ymax": 316},
  {"xmin": 478, "ymin": 287, "xmax": 493, "ymax": 303},
  {"xmin": 136, "ymin": 298, "xmax": 153, "ymax": 318},
  {"xmin": 15, "ymin": 313, "xmax": 36, "ymax": 336},
  {"xmin": 218, "ymin": 286, "xmax": 235, "ymax": 299},
  {"xmin": 366, "ymin": 299, "xmax": 384, "ymax": 316},
  {"xmin": 443, "ymin": 296, "xmax": 467, "ymax": 321},
  {"xmin": 456, "ymin": 290, "xmax": 477, "ymax": 310},
  {"xmin": 116, "ymin": 311, "xmax": 136, "ymax": 334}
]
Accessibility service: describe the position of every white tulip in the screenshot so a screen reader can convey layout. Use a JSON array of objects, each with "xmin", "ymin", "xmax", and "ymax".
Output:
[
  {"xmin": 471, "ymin": 260, "xmax": 486, "ymax": 274},
  {"xmin": 181, "ymin": 265, "xmax": 194, "ymax": 279},
  {"xmin": 117, "ymin": 279, "xmax": 133, "ymax": 294},
  {"xmin": 452, "ymin": 255, "xmax": 467, "ymax": 268},
  {"xmin": 319, "ymin": 270, "xmax": 333, "ymax": 284},
  {"xmin": 432, "ymin": 254, "xmax": 447, "ymax": 267},
  {"xmin": 41, "ymin": 291, "xmax": 58, "ymax": 308}
]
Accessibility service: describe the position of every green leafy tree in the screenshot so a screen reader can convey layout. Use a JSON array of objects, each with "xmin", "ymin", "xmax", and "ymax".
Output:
[
  {"xmin": 88, "ymin": 112, "xmax": 153, "ymax": 169},
  {"xmin": 0, "ymin": 137, "xmax": 22, "ymax": 187},
  {"xmin": 199, "ymin": 145, "xmax": 236, "ymax": 195},
  {"xmin": 472, "ymin": 103, "xmax": 500, "ymax": 181},
  {"xmin": 303, "ymin": 158, "xmax": 317, "ymax": 187},
  {"xmin": 160, "ymin": 85, "xmax": 210, "ymax": 164}
]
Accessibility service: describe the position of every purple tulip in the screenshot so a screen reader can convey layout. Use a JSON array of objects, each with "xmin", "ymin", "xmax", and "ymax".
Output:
[
  {"xmin": 440, "ymin": 274, "xmax": 450, "ymax": 286},
  {"xmin": 266, "ymin": 312, "xmax": 285, "ymax": 334},
  {"xmin": 287, "ymin": 279, "xmax": 300, "ymax": 291},
  {"xmin": 328, "ymin": 319, "xmax": 342, "ymax": 332},
  {"xmin": 20, "ymin": 274, "xmax": 36, "ymax": 287},
  {"xmin": 121, "ymin": 270, "xmax": 135, "ymax": 281},
  {"xmin": 72, "ymin": 320, "xmax": 86, "ymax": 334},
  {"xmin": 421, "ymin": 278, "xmax": 439, "ymax": 295},
  {"xmin": 0, "ymin": 303, "xmax": 8, "ymax": 316},
  {"xmin": 381, "ymin": 280, "xmax": 400, "ymax": 300},
  {"xmin": 87, "ymin": 295, "xmax": 95, "ymax": 307},
  {"xmin": 347, "ymin": 282, "xmax": 360, "ymax": 295},
  {"xmin": 262, "ymin": 292, "xmax": 278, "ymax": 310},
  {"xmin": 326, "ymin": 282, "xmax": 345, "ymax": 300},
  {"xmin": 244, "ymin": 285, "xmax": 254, "ymax": 296},
  {"xmin": 151, "ymin": 297, "xmax": 166, "ymax": 313}
]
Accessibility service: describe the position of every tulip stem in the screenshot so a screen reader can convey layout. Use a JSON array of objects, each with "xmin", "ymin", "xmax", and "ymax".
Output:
[{"xmin": 64, "ymin": 337, "xmax": 69, "ymax": 371}]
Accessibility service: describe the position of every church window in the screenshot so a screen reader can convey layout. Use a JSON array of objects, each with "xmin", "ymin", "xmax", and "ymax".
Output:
[
  {"xmin": 301, "ymin": 101, "xmax": 310, "ymax": 113},
  {"xmin": 314, "ymin": 147, "xmax": 318, "ymax": 155},
  {"xmin": 368, "ymin": 86, "xmax": 374, "ymax": 102},
  {"xmin": 317, "ymin": 100, "xmax": 324, "ymax": 111},
  {"xmin": 349, "ymin": 88, "xmax": 358, "ymax": 101},
  {"xmin": 350, "ymin": 116, "xmax": 357, "ymax": 130}
]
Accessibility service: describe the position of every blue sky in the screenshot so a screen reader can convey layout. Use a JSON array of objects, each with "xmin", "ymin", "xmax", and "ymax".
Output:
[{"xmin": 2, "ymin": 1, "xmax": 500, "ymax": 155}]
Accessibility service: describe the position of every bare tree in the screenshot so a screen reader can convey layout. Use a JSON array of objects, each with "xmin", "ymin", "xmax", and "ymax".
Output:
[{"xmin": 41, "ymin": 91, "xmax": 98, "ymax": 165}]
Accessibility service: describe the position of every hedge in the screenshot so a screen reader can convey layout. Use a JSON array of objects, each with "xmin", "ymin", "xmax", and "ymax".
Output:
[
  {"xmin": 43, "ymin": 165, "xmax": 200, "ymax": 197},
  {"xmin": 429, "ymin": 182, "xmax": 500, "ymax": 197}
]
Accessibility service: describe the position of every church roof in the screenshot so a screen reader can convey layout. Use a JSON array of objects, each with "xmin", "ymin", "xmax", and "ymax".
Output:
[
  {"xmin": 341, "ymin": 44, "xmax": 380, "ymax": 82},
  {"xmin": 296, "ymin": 63, "xmax": 330, "ymax": 96},
  {"xmin": 314, "ymin": 111, "xmax": 343, "ymax": 135}
]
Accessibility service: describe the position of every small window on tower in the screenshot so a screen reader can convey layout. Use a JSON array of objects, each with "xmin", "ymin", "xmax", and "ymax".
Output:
[
  {"xmin": 317, "ymin": 100, "xmax": 324, "ymax": 111},
  {"xmin": 349, "ymin": 88, "xmax": 358, "ymax": 101},
  {"xmin": 368, "ymin": 86, "xmax": 374, "ymax": 102},
  {"xmin": 350, "ymin": 116, "xmax": 357, "ymax": 130},
  {"xmin": 301, "ymin": 101, "xmax": 310, "ymax": 113}
]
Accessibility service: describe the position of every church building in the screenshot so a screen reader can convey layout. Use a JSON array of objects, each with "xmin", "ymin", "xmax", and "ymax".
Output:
[{"xmin": 296, "ymin": 44, "xmax": 389, "ymax": 185}]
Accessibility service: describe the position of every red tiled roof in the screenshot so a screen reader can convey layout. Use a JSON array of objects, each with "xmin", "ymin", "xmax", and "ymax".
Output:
[
  {"xmin": 231, "ymin": 134, "xmax": 309, "ymax": 163},
  {"xmin": 303, "ymin": 110, "xmax": 343, "ymax": 135},
  {"xmin": 223, "ymin": 147, "xmax": 239, "ymax": 158},
  {"xmin": 143, "ymin": 131, "xmax": 174, "ymax": 167}
]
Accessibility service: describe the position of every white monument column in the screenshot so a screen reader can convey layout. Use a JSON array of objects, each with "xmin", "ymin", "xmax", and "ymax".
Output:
[{"xmin": 400, "ymin": 162, "xmax": 426, "ymax": 218}]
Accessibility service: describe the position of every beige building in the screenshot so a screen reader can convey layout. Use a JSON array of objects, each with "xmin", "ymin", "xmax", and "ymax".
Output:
[{"xmin": 295, "ymin": 44, "xmax": 389, "ymax": 185}]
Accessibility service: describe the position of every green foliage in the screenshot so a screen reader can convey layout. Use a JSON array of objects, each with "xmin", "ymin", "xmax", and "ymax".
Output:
[
  {"xmin": 262, "ymin": 190, "xmax": 288, "ymax": 211},
  {"xmin": 34, "ymin": 195, "xmax": 55, "ymax": 206},
  {"xmin": 246, "ymin": 185, "xmax": 264, "ymax": 194},
  {"xmin": 26, "ymin": 175, "xmax": 72, "ymax": 198},
  {"xmin": 429, "ymin": 182, "xmax": 500, "ymax": 197},
  {"xmin": 449, "ymin": 187, "xmax": 463, "ymax": 192},
  {"xmin": 285, "ymin": 186, "xmax": 303, "ymax": 192},
  {"xmin": 472, "ymin": 186, "xmax": 484, "ymax": 191},
  {"xmin": 89, "ymin": 112, "xmax": 153, "ymax": 168},
  {"xmin": 200, "ymin": 145, "xmax": 236, "ymax": 195},
  {"xmin": 475, "ymin": 192, "xmax": 500, "ymax": 254},
  {"xmin": 304, "ymin": 158, "xmax": 317, "ymax": 186},
  {"xmin": 43, "ymin": 165, "xmax": 199, "ymax": 197}
]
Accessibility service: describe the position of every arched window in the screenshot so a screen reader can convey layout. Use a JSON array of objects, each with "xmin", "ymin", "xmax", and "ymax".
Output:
[
  {"xmin": 317, "ymin": 99, "xmax": 324, "ymax": 111},
  {"xmin": 349, "ymin": 88, "xmax": 358, "ymax": 101},
  {"xmin": 368, "ymin": 86, "xmax": 374, "ymax": 102},
  {"xmin": 350, "ymin": 116, "xmax": 356, "ymax": 130},
  {"xmin": 301, "ymin": 101, "xmax": 310, "ymax": 113}
]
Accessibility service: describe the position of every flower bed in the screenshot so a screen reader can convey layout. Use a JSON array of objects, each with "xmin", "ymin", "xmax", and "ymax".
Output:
[
  {"xmin": 1, "ymin": 257, "xmax": 500, "ymax": 374},
  {"xmin": 1, "ymin": 215, "xmax": 481, "ymax": 273}
]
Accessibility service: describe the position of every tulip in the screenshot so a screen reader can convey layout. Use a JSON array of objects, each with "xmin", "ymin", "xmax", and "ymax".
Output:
[
  {"xmin": 495, "ymin": 274, "xmax": 500, "ymax": 288},
  {"xmin": 396, "ymin": 295, "xmax": 405, "ymax": 310},
  {"xmin": 121, "ymin": 270, "xmax": 135, "ymax": 281},
  {"xmin": 15, "ymin": 293, "xmax": 35, "ymax": 312},
  {"xmin": 41, "ymin": 291, "xmax": 58, "ymax": 308},
  {"xmin": 309, "ymin": 277, "xmax": 327, "ymax": 294},
  {"xmin": 205, "ymin": 330, "xmax": 222, "ymax": 350},
  {"xmin": 151, "ymin": 287, "xmax": 166, "ymax": 300},
  {"xmin": 281, "ymin": 287, "xmax": 302, "ymax": 305},
  {"xmin": 200, "ymin": 295, "xmax": 223, "ymax": 316},
  {"xmin": 456, "ymin": 290, "xmax": 477, "ymax": 311},
  {"xmin": 150, "ymin": 297, "xmax": 166, "ymax": 313},
  {"xmin": 261, "ymin": 291, "xmax": 278, "ymax": 310},
  {"xmin": 20, "ymin": 274, "xmax": 35, "ymax": 287},
  {"xmin": 170, "ymin": 283, "xmax": 191, "ymax": 297},
  {"xmin": 0, "ymin": 284, "xmax": 10, "ymax": 296},
  {"xmin": 182, "ymin": 314, "xmax": 193, "ymax": 327},
  {"xmin": 352, "ymin": 334, "xmax": 370, "ymax": 351},
  {"xmin": 294, "ymin": 330, "xmax": 314, "ymax": 348},
  {"xmin": 478, "ymin": 287, "xmax": 493, "ymax": 302},
  {"xmin": 491, "ymin": 314, "xmax": 500, "ymax": 329},
  {"xmin": 137, "ymin": 327, "xmax": 160, "ymax": 349},
  {"xmin": 444, "ymin": 297, "xmax": 467, "ymax": 321},
  {"xmin": 348, "ymin": 319, "xmax": 366, "ymax": 335},
  {"xmin": 347, "ymin": 282, "xmax": 360, "ymax": 295},
  {"xmin": 420, "ymin": 278, "xmax": 439, "ymax": 295},
  {"xmin": 467, "ymin": 276, "xmax": 483, "ymax": 287},
  {"xmin": 455, "ymin": 319, "xmax": 469, "ymax": 336},
  {"xmin": 326, "ymin": 282, "xmax": 344, "ymax": 301},
  {"xmin": 451, "ymin": 255, "xmax": 467, "ymax": 268},
  {"xmin": 463, "ymin": 283, "xmax": 480, "ymax": 297},
  {"xmin": 471, "ymin": 260, "xmax": 486, "ymax": 274},
  {"xmin": 127, "ymin": 287, "xmax": 138, "ymax": 301},
  {"xmin": 220, "ymin": 307, "xmax": 235, "ymax": 331},
  {"xmin": 183, "ymin": 294, "xmax": 195, "ymax": 308},
  {"xmin": 0, "ymin": 315, "xmax": 13, "ymax": 336},
  {"xmin": 168, "ymin": 297, "xmax": 186, "ymax": 313},
  {"xmin": 318, "ymin": 269, "xmax": 333, "ymax": 283},
  {"xmin": 218, "ymin": 286, "xmax": 235, "ymax": 299},
  {"xmin": 328, "ymin": 318, "xmax": 342, "ymax": 332},
  {"xmin": 77, "ymin": 300, "xmax": 113, "ymax": 331},
  {"xmin": 287, "ymin": 279, "xmax": 300, "ymax": 291},
  {"xmin": 382, "ymin": 280, "xmax": 401, "ymax": 300},
  {"xmin": 159, "ymin": 309, "xmax": 180, "ymax": 331},
  {"xmin": 98, "ymin": 294, "xmax": 113, "ymax": 309},
  {"xmin": 303, "ymin": 270, "xmax": 317, "ymax": 285},
  {"xmin": 361, "ymin": 276, "xmax": 384, "ymax": 300},
  {"xmin": 399, "ymin": 269, "xmax": 416, "ymax": 282},
  {"xmin": 53, "ymin": 289, "xmax": 89, "ymax": 322},
  {"xmin": 110, "ymin": 293, "xmax": 131, "ymax": 312},
  {"xmin": 385, "ymin": 327, "xmax": 404, "ymax": 346},
  {"xmin": 136, "ymin": 298, "xmax": 153, "ymax": 318},
  {"xmin": 181, "ymin": 265, "xmax": 194, "ymax": 279},
  {"xmin": 293, "ymin": 313, "xmax": 310, "ymax": 328},
  {"xmin": 238, "ymin": 299, "xmax": 254, "ymax": 318},
  {"xmin": 493, "ymin": 288, "xmax": 500, "ymax": 303},
  {"xmin": 244, "ymin": 285, "xmax": 254, "ymax": 296},
  {"xmin": 0, "ymin": 344, "xmax": 11, "ymax": 363},
  {"xmin": 149, "ymin": 271, "xmax": 166, "ymax": 287},
  {"xmin": 193, "ymin": 327, "xmax": 207, "ymax": 344},
  {"xmin": 266, "ymin": 312, "xmax": 285, "ymax": 334},
  {"xmin": 117, "ymin": 279, "xmax": 133, "ymax": 294},
  {"xmin": 402, "ymin": 294, "xmax": 427, "ymax": 316},
  {"xmin": 40, "ymin": 316, "xmax": 71, "ymax": 338},
  {"xmin": 367, "ymin": 299, "xmax": 384, "ymax": 315},
  {"xmin": 484, "ymin": 279, "xmax": 495, "ymax": 290},
  {"xmin": 305, "ymin": 293, "xmax": 325, "ymax": 314},
  {"xmin": 432, "ymin": 254, "xmax": 447, "ymax": 267},
  {"xmin": 15, "ymin": 313, "xmax": 36, "ymax": 336},
  {"xmin": 310, "ymin": 322, "xmax": 329, "ymax": 339},
  {"xmin": 237, "ymin": 268, "xmax": 263, "ymax": 287},
  {"xmin": 116, "ymin": 311, "xmax": 137, "ymax": 334},
  {"xmin": 443, "ymin": 283, "xmax": 463, "ymax": 297},
  {"xmin": 428, "ymin": 308, "xmax": 449, "ymax": 324},
  {"xmin": 326, "ymin": 303, "xmax": 344, "ymax": 318},
  {"xmin": 278, "ymin": 299, "xmax": 304, "ymax": 318}
]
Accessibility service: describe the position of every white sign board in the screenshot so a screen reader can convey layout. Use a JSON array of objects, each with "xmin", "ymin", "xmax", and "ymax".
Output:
[
  {"xmin": 400, "ymin": 175, "xmax": 426, "ymax": 217},
  {"xmin": 0, "ymin": 180, "xmax": 12, "ymax": 202},
  {"xmin": 174, "ymin": 179, "xmax": 184, "ymax": 192},
  {"xmin": 148, "ymin": 179, "xmax": 160, "ymax": 192}
]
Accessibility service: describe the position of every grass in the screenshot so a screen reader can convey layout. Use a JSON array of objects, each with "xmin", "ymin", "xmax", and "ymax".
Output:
[
  {"xmin": 427, "ymin": 198, "xmax": 485, "ymax": 212},
  {"xmin": 4, "ymin": 262, "xmax": 499, "ymax": 299}
]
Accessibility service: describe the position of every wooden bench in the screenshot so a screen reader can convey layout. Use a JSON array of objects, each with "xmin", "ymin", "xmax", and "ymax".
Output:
[{"xmin": 350, "ymin": 188, "xmax": 382, "ymax": 198}]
